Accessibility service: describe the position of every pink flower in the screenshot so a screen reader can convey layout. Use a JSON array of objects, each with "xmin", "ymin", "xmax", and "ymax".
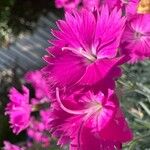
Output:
[
  {"xmin": 3, "ymin": 141, "xmax": 24, "ymax": 150},
  {"xmin": 80, "ymin": 0, "xmax": 122, "ymax": 12},
  {"xmin": 49, "ymin": 89, "xmax": 133, "ymax": 149},
  {"xmin": 55, "ymin": 0, "xmax": 81, "ymax": 11},
  {"xmin": 82, "ymin": 0, "xmax": 100, "ymax": 11},
  {"xmin": 121, "ymin": 14, "xmax": 150, "ymax": 63},
  {"xmin": 40, "ymin": 109, "xmax": 52, "ymax": 130},
  {"xmin": 121, "ymin": 0, "xmax": 139, "ymax": 19},
  {"xmin": 5, "ymin": 86, "xmax": 31, "ymax": 134},
  {"xmin": 44, "ymin": 6, "xmax": 127, "ymax": 91},
  {"xmin": 25, "ymin": 70, "xmax": 49, "ymax": 99}
]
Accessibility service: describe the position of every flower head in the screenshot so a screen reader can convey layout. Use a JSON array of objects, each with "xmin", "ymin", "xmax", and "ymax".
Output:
[
  {"xmin": 5, "ymin": 86, "xmax": 31, "ymax": 134},
  {"xmin": 49, "ymin": 89, "xmax": 133, "ymax": 149},
  {"xmin": 44, "ymin": 6, "xmax": 127, "ymax": 91},
  {"xmin": 121, "ymin": 14, "xmax": 150, "ymax": 63}
]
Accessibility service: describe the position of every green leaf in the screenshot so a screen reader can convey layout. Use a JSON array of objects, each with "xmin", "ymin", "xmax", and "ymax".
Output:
[
  {"xmin": 139, "ymin": 102, "xmax": 150, "ymax": 116},
  {"xmin": 128, "ymin": 141, "xmax": 137, "ymax": 150}
]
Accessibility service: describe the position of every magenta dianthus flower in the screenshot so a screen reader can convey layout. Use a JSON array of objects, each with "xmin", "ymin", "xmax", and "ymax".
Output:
[
  {"xmin": 105, "ymin": 0, "xmax": 122, "ymax": 10},
  {"xmin": 5, "ymin": 86, "xmax": 31, "ymax": 134},
  {"xmin": 44, "ymin": 6, "xmax": 127, "ymax": 91},
  {"xmin": 121, "ymin": 14, "xmax": 150, "ymax": 63},
  {"xmin": 49, "ymin": 89, "xmax": 133, "ymax": 149}
]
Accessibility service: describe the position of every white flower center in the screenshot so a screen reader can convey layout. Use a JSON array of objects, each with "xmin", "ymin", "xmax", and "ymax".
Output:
[{"xmin": 62, "ymin": 47, "xmax": 97, "ymax": 62}]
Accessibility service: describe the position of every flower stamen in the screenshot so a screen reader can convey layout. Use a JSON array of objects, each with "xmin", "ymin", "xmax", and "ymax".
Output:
[
  {"xmin": 62, "ymin": 47, "xmax": 96, "ymax": 61},
  {"xmin": 56, "ymin": 88, "xmax": 101, "ymax": 116}
]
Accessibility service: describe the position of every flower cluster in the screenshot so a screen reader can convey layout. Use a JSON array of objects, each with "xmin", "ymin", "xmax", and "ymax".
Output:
[
  {"xmin": 5, "ymin": 86, "xmax": 31, "ymax": 134},
  {"xmin": 43, "ymin": 4, "xmax": 135, "ymax": 149},
  {"xmin": 55, "ymin": 0, "xmax": 150, "ymax": 63},
  {"xmin": 4, "ymin": 0, "xmax": 150, "ymax": 150},
  {"xmin": 4, "ymin": 70, "xmax": 51, "ymax": 149}
]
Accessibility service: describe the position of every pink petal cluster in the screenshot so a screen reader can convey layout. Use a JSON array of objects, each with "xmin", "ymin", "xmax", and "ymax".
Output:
[
  {"xmin": 55, "ymin": 0, "xmax": 81, "ymax": 11},
  {"xmin": 121, "ymin": 14, "xmax": 150, "ymax": 63},
  {"xmin": 54, "ymin": 0, "xmax": 139, "ymax": 16},
  {"xmin": 81, "ymin": 0, "xmax": 134, "ymax": 15},
  {"xmin": 27, "ymin": 113, "xmax": 51, "ymax": 147},
  {"xmin": 5, "ymin": 86, "xmax": 31, "ymax": 134},
  {"xmin": 3, "ymin": 141, "xmax": 24, "ymax": 150},
  {"xmin": 5, "ymin": 71, "xmax": 52, "ymax": 148},
  {"xmin": 54, "ymin": 0, "xmax": 150, "ymax": 63},
  {"xmin": 48, "ymin": 89, "xmax": 132, "ymax": 149},
  {"xmin": 55, "ymin": 0, "xmax": 117, "ymax": 11},
  {"xmin": 25, "ymin": 70, "xmax": 49, "ymax": 99},
  {"xmin": 6, "ymin": 0, "xmax": 150, "ymax": 148},
  {"xmin": 44, "ymin": 6, "xmax": 127, "ymax": 90},
  {"xmin": 41, "ymin": 3, "xmax": 135, "ymax": 149},
  {"xmin": 82, "ymin": 0, "xmax": 100, "ymax": 11},
  {"xmin": 121, "ymin": 0, "xmax": 139, "ymax": 19}
]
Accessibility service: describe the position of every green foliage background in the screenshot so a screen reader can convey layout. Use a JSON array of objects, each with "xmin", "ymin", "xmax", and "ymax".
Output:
[
  {"xmin": 119, "ymin": 62, "xmax": 150, "ymax": 149},
  {"xmin": 0, "ymin": 0, "xmax": 55, "ymax": 47}
]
